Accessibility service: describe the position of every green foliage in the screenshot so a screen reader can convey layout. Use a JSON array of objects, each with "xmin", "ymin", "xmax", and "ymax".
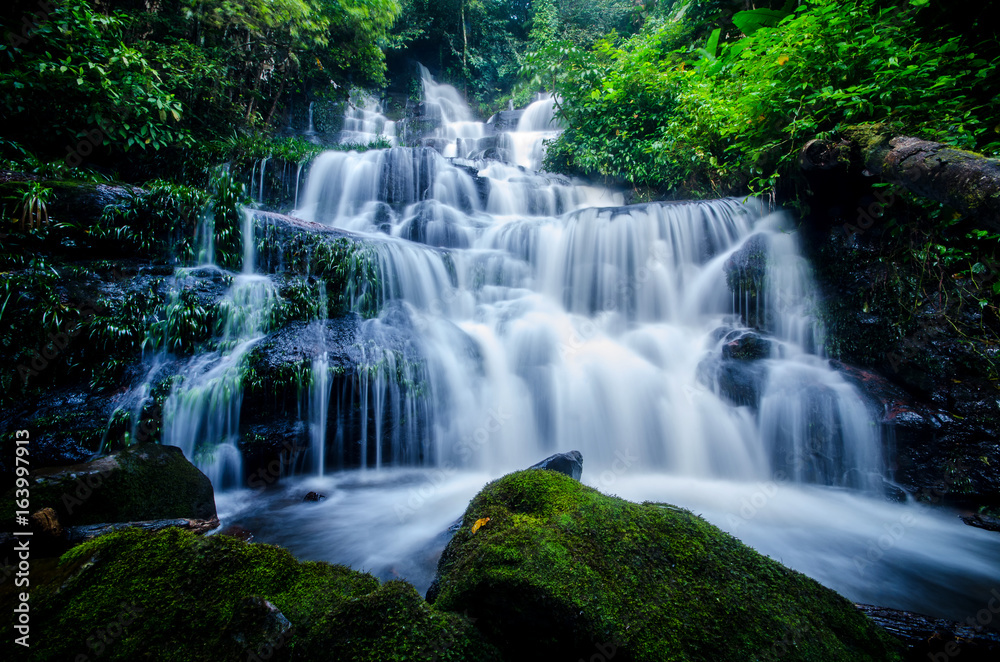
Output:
[
  {"xmin": 85, "ymin": 289, "xmax": 162, "ymax": 387},
  {"xmin": 538, "ymin": 0, "xmax": 1000, "ymax": 197},
  {"xmin": 257, "ymin": 227, "xmax": 383, "ymax": 317},
  {"xmin": 731, "ymin": 8, "xmax": 791, "ymax": 35},
  {"xmin": 389, "ymin": 0, "xmax": 530, "ymax": 105},
  {"xmin": 0, "ymin": 0, "xmax": 401, "ymax": 174},
  {"xmin": 15, "ymin": 180, "xmax": 52, "ymax": 230},
  {"xmin": 97, "ymin": 181, "xmax": 211, "ymax": 261},
  {"xmin": 146, "ymin": 287, "xmax": 216, "ymax": 355},
  {"xmin": 0, "ymin": 0, "xmax": 190, "ymax": 160},
  {"xmin": 207, "ymin": 168, "xmax": 248, "ymax": 270}
]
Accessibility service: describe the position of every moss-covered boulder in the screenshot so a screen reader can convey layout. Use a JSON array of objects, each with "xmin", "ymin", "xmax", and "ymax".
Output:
[
  {"xmin": 428, "ymin": 470, "xmax": 903, "ymax": 662},
  {"xmin": 1, "ymin": 444, "xmax": 215, "ymax": 529},
  {"xmin": 0, "ymin": 527, "xmax": 499, "ymax": 662}
]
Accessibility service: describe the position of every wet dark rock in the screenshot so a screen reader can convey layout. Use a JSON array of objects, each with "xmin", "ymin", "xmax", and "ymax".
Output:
[
  {"xmin": 23, "ymin": 180, "xmax": 142, "ymax": 229},
  {"xmin": 225, "ymin": 596, "xmax": 294, "ymax": 655},
  {"xmin": 371, "ymin": 200, "xmax": 393, "ymax": 231},
  {"xmin": 724, "ymin": 233, "xmax": 770, "ymax": 330},
  {"xmin": 960, "ymin": 512, "xmax": 1000, "ymax": 533},
  {"xmin": 303, "ymin": 491, "xmax": 326, "ymax": 502},
  {"xmin": 220, "ymin": 524, "xmax": 255, "ymax": 542},
  {"xmin": 451, "ymin": 160, "xmax": 492, "ymax": 207},
  {"xmin": 698, "ymin": 332, "xmax": 770, "ymax": 409},
  {"xmin": 399, "ymin": 200, "xmax": 472, "ymax": 247},
  {"xmin": 856, "ymin": 603, "xmax": 1000, "ymax": 661},
  {"xmin": 65, "ymin": 516, "xmax": 220, "ymax": 544},
  {"xmin": 486, "ymin": 109, "xmax": 524, "ymax": 132},
  {"xmin": 241, "ymin": 310, "xmax": 429, "ymax": 472},
  {"xmin": 1, "ymin": 443, "xmax": 216, "ymax": 530},
  {"xmin": 832, "ymin": 361, "xmax": 1000, "ymax": 509},
  {"xmin": 529, "ymin": 450, "xmax": 584, "ymax": 481},
  {"xmin": 251, "ymin": 209, "xmax": 366, "ymax": 275},
  {"xmin": 722, "ymin": 331, "xmax": 775, "ymax": 361}
]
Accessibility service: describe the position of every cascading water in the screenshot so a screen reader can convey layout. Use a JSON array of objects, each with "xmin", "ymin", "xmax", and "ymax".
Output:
[
  {"xmin": 499, "ymin": 94, "xmax": 563, "ymax": 170},
  {"xmin": 340, "ymin": 90, "xmax": 397, "ymax": 146},
  {"xmin": 153, "ymin": 66, "xmax": 995, "ymax": 621},
  {"xmin": 418, "ymin": 65, "xmax": 486, "ymax": 159},
  {"xmin": 160, "ymin": 272, "xmax": 279, "ymax": 488}
]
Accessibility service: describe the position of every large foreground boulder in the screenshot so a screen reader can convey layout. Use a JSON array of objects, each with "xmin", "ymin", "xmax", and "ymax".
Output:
[
  {"xmin": 1, "ymin": 444, "xmax": 216, "ymax": 528},
  {"xmin": 1, "ymin": 528, "xmax": 498, "ymax": 662},
  {"xmin": 428, "ymin": 470, "xmax": 902, "ymax": 662}
]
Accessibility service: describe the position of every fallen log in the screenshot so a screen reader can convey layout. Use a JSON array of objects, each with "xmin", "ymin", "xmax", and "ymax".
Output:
[{"xmin": 800, "ymin": 125, "xmax": 1000, "ymax": 230}]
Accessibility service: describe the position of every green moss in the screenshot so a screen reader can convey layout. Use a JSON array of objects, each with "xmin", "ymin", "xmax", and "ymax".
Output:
[
  {"xmin": 3, "ymin": 528, "xmax": 498, "ymax": 662},
  {"xmin": 841, "ymin": 123, "xmax": 893, "ymax": 159},
  {"xmin": 431, "ymin": 470, "xmax": 903, "ymax": 662}
]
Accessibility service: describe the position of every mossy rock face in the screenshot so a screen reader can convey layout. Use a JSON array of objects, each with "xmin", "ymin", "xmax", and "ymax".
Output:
[
  {"xmin": 1, "ymin": 528, "xmax": 498, "ymax": 662},
  {"xmin": 1, "ymin": 444, "xmax": 216, "ymax": 529},
  {"xmin": 429, "ymin": 470, "xmax": 903, "ymax": 662}
]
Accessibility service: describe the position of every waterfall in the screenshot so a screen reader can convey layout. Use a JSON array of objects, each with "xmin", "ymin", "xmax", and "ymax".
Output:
[
  {"xmin": 288, "ymin": 74, "xmax": 885, "ymax": 492},
  {"xmin": 256, "ymin": 157, "xmax": 269, "ymax": 205},
  {"xmin": 202, "ymin": 66, "xmax": 999, "ymax": 623},
  {"xmin": 499, "ymin": 94, "xmax": 563, "ymax": 170},
  {"xmin": 308, "ymin": 351, "xmax": 331, "ymax": 475},
  {"xmin": 418, "ymin": 65, "xmax": 486, "ymax": 159},
  {"xmin": 305, "ymin": 101, "xmax": 316, "ymax": 135},
  {"xmin": 340, "ymin": 89, "xmax": 397, "ymax": 146},
  {"xmin": 159, "ymin": 273, "xmax": 280, "ymax": 488}
]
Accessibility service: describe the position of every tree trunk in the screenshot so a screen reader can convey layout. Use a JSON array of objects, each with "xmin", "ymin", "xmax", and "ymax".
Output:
[
  {"xmin": 461, "ymin": 2, "xmax": 469, "ymax": 97},
  {"xmin": 801, "ymin": 125, "xmax": 1000, "ymax": 230}
]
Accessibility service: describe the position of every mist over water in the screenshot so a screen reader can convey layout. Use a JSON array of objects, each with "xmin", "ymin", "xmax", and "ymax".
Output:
[{"xmin": 175, "ymin": 65, "xmax": 997, "ymax": 622}]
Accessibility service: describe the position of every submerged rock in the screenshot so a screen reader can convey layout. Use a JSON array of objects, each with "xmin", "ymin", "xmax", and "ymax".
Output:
[
  {"xmin": 64, "ymin": 516, "xmax": 220, "ymax": 545},
  {"xmin": 1, "ymin": 444, "xmax": 215, "ymax": 529},
  {"xmin": 856, "ymin": 603, "xmax": 1000, "ymax": 662},
  {"xmin": 528, "ymin": 450, "xmax": 583, "ymax": 481},
  {"xmin": 428, "ymin": 470, "xmax": 903, "ymax": 661}
]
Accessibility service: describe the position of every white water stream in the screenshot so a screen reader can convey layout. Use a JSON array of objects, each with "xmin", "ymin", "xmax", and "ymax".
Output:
[{"xmin": 155, "ymin": 65, "xmax": 997, "ymax": 623}]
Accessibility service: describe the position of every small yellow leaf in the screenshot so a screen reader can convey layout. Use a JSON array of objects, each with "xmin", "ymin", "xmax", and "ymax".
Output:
[
  {"xmin": 777, "ymin": 54, "xmax": 790, "ymax": 66},
  {"xmin": 471, "ymin": 517, "xmax": 490, "ymax": 534}
]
